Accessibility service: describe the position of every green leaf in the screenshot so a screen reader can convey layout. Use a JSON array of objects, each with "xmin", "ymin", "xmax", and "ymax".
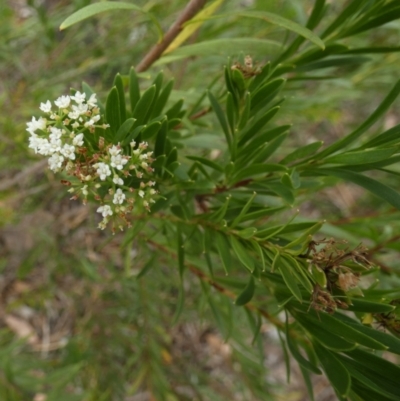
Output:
[
  {"xmin": 208, "ymin": 91, "xmax": 231, "ymax": 151},
  {"xmin": 187, "ymin": 156, "xmax": 224, "ymax": 172},
  {"xmin": 232, "ymin": 163, "xmax": 287, "ymax": 182},
  {"xmin": 277, "ymin": 254, "xmax": 302, "ymax": 302},
  {"xmin": 166, "ymin": 99, "xmax": 184, "ymax": 120},
  {"xmin": 156, "ymin": 38, "xmax": 281, "ymax": 64},
  {"xmin": 105, "ymin": 87, "xmax": 121, "ymax": 134},
  {"xmin": 60, "ymin": 2, "xmax": 143, "ymax": 30},
  {"xmin": 154, "ymin": 120, "xmax": 168, "ymax": 158},
  {"xmin": 250, "ymin": 79, "xmax": 286, "ymax": 115},
  {"xmin": 285, "ymin": 321, "xmax": 321, "ymax": 375},
  {"xmin": 252, "ymin": 132, "xmax": 288, "ymax": 164},
  {"xmin": 114, "ymin": 118, "xmax": 135, "ymax": 143},
  {"xmin": 314, "ymin": 168, "xmax": 400, "ymax": 210},
  {"xmin": 215, "ymin": 232, "xmax": 231, "ymax": 275},
  {"xmin": 284, "ymin": 221, "xmax": 325, "ymax": 249},
  {"xmin": 301, "ymin": 310, "xmax": 387, "ymax": 350},
  {"xmin": 346, "ymin": 299, "xmax": 396, "ymax": 313},
  {"xmin": 321, "ymin": 0, "xmax": 368, "ymax": 38},
  {"xmin": 60, "ymin": 2, "xmax": 163, "ymax": 40},
  {"xmin": 235, "ymin": 275, "xmax": 255, "ymax": 306},
  {"xmin": 297, "ymin": 318, "xmax": 357, "ymax": 351},
  {"xmin": 226, "ymin": 92, "xmax": 236, "ymax": 134},
  {"xmin": 141, "ymin": 121, "xmax": 162, "ymax": 140},
  {"xmin": 280, "ymin": 141, "xmax": 323, "ymax": 165},
  {"xmin": 132, "ymin": 85, "xmax": 156, "ymax": 126},
  {"xmin": 129, "ymin": 67, "xmax": 140, "ymax": 114},
  {"xmin": 333, "ymin": 313, "xmax": 400, "ymax": 355},
  {"xmin": 210, "ymin": 196, "xmax": 231, "ymax": 222},
  {"xmin": 230, "ymin": 192, "xmax": 257, "ymax": 228},
  {"xmin": 313, "ymin": 79, "xmax": 400, "ymax": 160},
  {"xmin": 151, "ymin": 79, "xmax": 174, "ymax": 118},
  {"xmin": 359, "ymin": 124, "xmax": 400, "ymax": 149},
  {"xmin": 342, "ymin": 8, "xmax": 400, "ymax": 38},
  {"xmin": 237, "ymin": 11, "xmax": 325, "ymax": 49},
  {"xmin": 237, "ymin": 227, "xmax": 257, "ymax": 239},
  {"xmin": 177, "ymin": 224, "xmax": 185, "ymax": 278},
  {"xmin": 113, "ymin": 73, "xmax": 126, "ymax": 123},
  {"xmin": 313, "ymin": 342, "xmax": 351, "ymax": 397},
  {"xmin": 323, "ymin": 148, "xmax": 397, "ymax": 165},
  {"xmin": 230, "ymin": 236, "xmax": 254, "ymax": 272},
  {"xmin": 238, "ymin": 106, "xmax": 282, "ymax": 145}
]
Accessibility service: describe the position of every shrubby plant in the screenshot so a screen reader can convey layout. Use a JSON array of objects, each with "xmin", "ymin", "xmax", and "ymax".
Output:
[{"xmin": 20, "ymin": 0, "xmax": 400, "ymax": 400}]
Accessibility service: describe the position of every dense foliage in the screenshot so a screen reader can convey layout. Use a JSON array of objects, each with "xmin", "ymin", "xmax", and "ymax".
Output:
[{"xmin": 2, "ymin": 0, "xmax": 400, "ymax": 400}]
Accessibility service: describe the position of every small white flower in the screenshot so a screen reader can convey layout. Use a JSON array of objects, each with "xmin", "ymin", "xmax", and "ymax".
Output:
[
  {"xmin": 141, "ymin": 161, "xmax": 148, "ymax": 169},
  {"xmin": 92, "ymin": 114, "xmax": 101, "ymax": 123},
  {"xmin": 54, "ymin": 95, "xmax": 71, "ymax": 109},
  {"xmin": 61, "ymin": 144, "xmax": 76, "ymax": 160},
  {"xmin": 84, "ymin": 119, "xmax": 95, "ymax": 127},
  {"xmin": 72, "ymin": 121, "xmax": 80, "ymax": 129},
  {"xmin": 97, "ymin": 205, "xmax": 113, "ymax": 217},
  {"xmin": 113, "ymin": 188, "xmax": 126, "ymax": 205},
  {"xmin": 71, "ymin": 91, "xmax": 86, "ymax": 104},
  {"xmin": 49, "ymin": 127, "xmax": 63, "ymax": 140},
  {"xmin": 149, "ymin": 189, "xmax": 157, "ymax": 195},
  {"xmin": 143, "ymin": 200, "xmax": 149, "ymax": 208},
  {"xmin": 48, "ymin": 153, "xmax": 64, "ymax": 172},
  {"xmin": 72, "ymin": 133, "xmax": 84, "ymax": 146},
  {"xmin": 95, "ymin": 162, "xmax": 111, "ymax": 180},
  {"xmin": 48, "ymin": 137, "xmax": 63, "ymax": 154},
  {"xmin": 81, "ymin": 185, "xmax": 89, "ymax": 196},
  {"xmin": 110, "ymin": 154, "xmax": 129, "ymax": 170},
  {"xmin": 138, "ymin": 190, "xmax": 145, "ymax": 198},
  {"xmin": 130, "ymin": 141, "xmax": 136, "ymax": 148},
  {"xmin": 40, "ymin": 100, "xmax": 52, "ymax": 113},
  {"xmin": 148, "ymin": 181, "xmax": 155, "ymax": 186},
  {"xmin": 26, "ymin": 116, "xmax": 47, "ymax": 135},
  {"xmin": 113, "ymin": 175, "xmax": 124, "ymax": 185},
  {"xmin": 68, "ymin": 103, "xmax": 88, "ymax": 119},
  {"xmin": 109, "ymin": 145, "xmax": 121, "ymax": 156},
  {"xmin": 87, "ymin": 93, "xmax": 97, "ymax": 108}
]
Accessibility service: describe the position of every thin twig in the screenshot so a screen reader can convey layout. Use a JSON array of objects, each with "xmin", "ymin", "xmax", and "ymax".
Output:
[{"xmin": 136, "ymin": 0, "xmax": 208, "ymax": 72}]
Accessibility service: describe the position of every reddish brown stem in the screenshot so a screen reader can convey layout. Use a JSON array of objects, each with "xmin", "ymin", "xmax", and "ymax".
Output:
[{"xmin": 136, "ymin": 0, "xmax": 208, "ymax": 73}]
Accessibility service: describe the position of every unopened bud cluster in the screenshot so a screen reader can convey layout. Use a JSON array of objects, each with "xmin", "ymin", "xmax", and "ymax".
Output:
[{"xmin": 27, "ymin": 92, "xmax": 157, "ymax": 230}]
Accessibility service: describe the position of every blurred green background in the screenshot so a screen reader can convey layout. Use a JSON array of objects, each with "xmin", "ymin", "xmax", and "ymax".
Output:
[{"xmin": 1, "ymin": 1, "xmax": 400, "ymax": 400}]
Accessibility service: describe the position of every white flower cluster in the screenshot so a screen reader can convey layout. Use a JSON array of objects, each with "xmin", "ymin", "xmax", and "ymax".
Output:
[{"xmin": 27, "ymin": 92, "xmax": 158, "ymax": 231}]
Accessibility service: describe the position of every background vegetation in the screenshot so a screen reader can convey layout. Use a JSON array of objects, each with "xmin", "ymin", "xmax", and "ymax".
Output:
[{"xmin": 1, "ymin": 0, "xmax": 400, "ymax": 400}]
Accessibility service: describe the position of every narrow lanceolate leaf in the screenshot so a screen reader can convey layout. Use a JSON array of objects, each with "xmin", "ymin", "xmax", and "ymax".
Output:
[
  {"xmin": 216, "ymin": 232, "xmax": 231, "ymax": 275},
  {"xmin": 280, "ymin": 141, "xmax": 323, "ymax": 165},
  {"xmin": 313, "ymin": 79, "xmax": 400, "ymax": 160},
  {"xmin": 359, "ymin": 124, "xmax": 400, "ymax": 149},
  {"xmin": 235, "ymin": 275, "xmax": 255, "ymax": 306},
  {"xmin": 129, "ymin": 67, "xmax": 141, "ymax": 114},
  {"xmin": 346, "ymin": 299, "xmax": 395, "ymax": 313},
  {"xmin": 141, "ymin": 121, "xmax": 162, "ymax": 140},
  {"xmin": 132, "ymin": 85, "xmax": 156, "ymax": 126},
  {"xmin": 61, "ymin": 2, "xmax": 163, "ymax": 39},
  {"xmin": 284, "ymin": 221, "xmax": 325, "ymax": 249},
  {"xmin": 285, "ymin": 321, "xmax": 321, "ymax": 375},
  {"xmin": 230, "ymin": 236, "xmax": 254, "ymax": 272},
  {"xmin": 113, "ymin": 73, "xmax": 126, "ymax": 122},
  {"xmin": 232, "ymin": 163, "xmax": 287, "ymax": 182},
  {"xmin": 314, "ymin": 168, "xmax": 400, "ymax": 210},
  {"xmin": 313, "ymin": 342, "xmax": 351, "ymax": 398},
  {"xmin": 151, "ymin": 79, "xmax": 174, "ymax": 118},
  {"xmin": 177, "ymin": 224, "xmax": 185, "ymax": 279},
  {"xmin": 333, "ymin": 312, "xmax": 400, "ymax": 355},
  {"xmin": 301, "ymin": 310, "xmax": 387, "ymax": 350},
  {"xmin": 278, "ymin": 257, "xmax": 302, "ymax": 302},
  {"xmin": 106, "ymin": 87, "xmax": 121, "ymax": 134},
  {"xmin": 186, "ymin": 156, "xmax": 224, "ymax": 172},
  {"xmin": 208, "ymin": 91, "xmax": 231, "ymax": 150},
  {"xmin": 60, "ymin": 2, "xmax": 143, "ymax": 30},
  {"xmin": 230, "ymin": 192, "xmax": 257, "ymax": 228},
  {"xmin": 156, "ymin": 38, "xmax": 281, "ymax": 64},
  {"xmin": 114, "ymin": 118, "xmax": 135, "ymax": 143},
  {"xmin": 322, "ymin": 148, "xmax": 397, "ymax": 165},
  {"xmin": 237, "ymin": 11, "xmax": 325, "ymax": 49}
]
